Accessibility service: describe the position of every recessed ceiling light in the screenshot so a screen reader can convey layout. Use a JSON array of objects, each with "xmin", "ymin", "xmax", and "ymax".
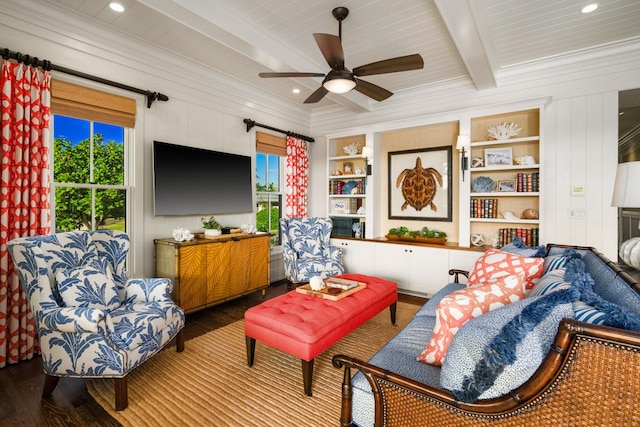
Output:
[
  {"xmin": 581, "ymin": 3, "xmax": 598, "ymax": 14},
  {"xmin": 109, "ymin": 2, "xmax": 125, "ymax": 13},
  {"xmin": 292, "ymin": 88, "xmax": 301, "ymax": 94}
]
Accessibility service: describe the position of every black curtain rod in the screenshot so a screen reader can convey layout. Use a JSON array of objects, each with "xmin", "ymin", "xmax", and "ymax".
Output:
[
  {"xmin": 1, "ymin": 48, "xmax": 169, "ymax": 108},
  {"xmin": 243, "ymin": 118, "xmax": 314, "ymax": 143}
]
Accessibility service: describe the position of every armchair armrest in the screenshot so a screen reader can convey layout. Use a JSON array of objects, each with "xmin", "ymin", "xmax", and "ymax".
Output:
[
  {"xmin": 449, "ymin": 269, "xmax": 469, "ymax": 284},
  {"xmin": 326, "ymin": 245, "xmax": 343, "ymax": 262},
  {"xmin": 124, "ymin": 278, "xmax": 174, "ymax": 303},
  {"xmin": 39, "ymin": 307, "xmax": 108, "ymax": 333}
]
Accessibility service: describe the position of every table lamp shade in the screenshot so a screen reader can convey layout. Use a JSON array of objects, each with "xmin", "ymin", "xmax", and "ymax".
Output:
[{"xmin": 612, "ymin": 161, "xmax": 640, "ymax": 207}]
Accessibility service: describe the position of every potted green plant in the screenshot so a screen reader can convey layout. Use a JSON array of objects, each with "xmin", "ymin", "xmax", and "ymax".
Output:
[{"xmin": 201, "ymin": 216, "xmax": 222, "ymax": 237}]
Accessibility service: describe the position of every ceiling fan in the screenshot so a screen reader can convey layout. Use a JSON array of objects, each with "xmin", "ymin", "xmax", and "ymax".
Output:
[{"xmin": 258, "ymin": 6, "xmax": 424, "ymax": 104}]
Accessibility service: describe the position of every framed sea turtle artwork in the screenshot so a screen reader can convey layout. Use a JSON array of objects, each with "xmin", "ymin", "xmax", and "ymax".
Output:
[{"xmin": 388, "ymin": 146, "xmax": 452, "ymax": 221}]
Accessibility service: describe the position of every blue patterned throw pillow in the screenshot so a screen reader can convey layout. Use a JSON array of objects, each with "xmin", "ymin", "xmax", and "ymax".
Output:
[
  {"xmin": 541, "ymin": 249, "xmax": 580, "ymax": 275},
  {"xmin": 572, "ymin": 301, "xmax": 608, "ymax": 325},
  {"xmin": 500, "ymin": 237, "xmax": 546, "ymax": 258},
  {"xmin": 56, "ymin": 259, "xmax": 120, "ymax": 311},
  {"xmin": 440, "ymin": 289, "xmax": 576, "ymax": 402},
  {"xmin": 528, "ymin": 268, "xmax": 571, "ymax": 297}
]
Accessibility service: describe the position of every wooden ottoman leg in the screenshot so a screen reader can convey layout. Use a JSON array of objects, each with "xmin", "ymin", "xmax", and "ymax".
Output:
[
  {"xmin": 246, "ymin": 336, "xmax": 256, "ymax": 367},
  {"xmin": 389, "ymin": 302, "xmax": 397, "ymax": 326},
  {"xmin": 302, "ymin": 359, "xmax": 315, "ymax": 396}
]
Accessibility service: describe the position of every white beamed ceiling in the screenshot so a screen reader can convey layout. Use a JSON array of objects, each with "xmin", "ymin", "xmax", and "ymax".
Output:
[{"xmin": 29, "ymin": 0, "xmax": 640, "ymax": 113}]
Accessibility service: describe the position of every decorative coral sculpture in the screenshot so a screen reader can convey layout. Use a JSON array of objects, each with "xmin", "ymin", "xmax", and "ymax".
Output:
[
  {"xmin": 343, "ymin": 142, "xmax": 362, "ymax": 155},
  {"xmin": 487, "ymin": 122, "xmax": 521, "ymax": 140}
]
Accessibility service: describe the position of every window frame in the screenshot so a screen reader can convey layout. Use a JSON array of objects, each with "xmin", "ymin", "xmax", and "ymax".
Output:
[
  {"xmin": 255, "ymin": 152, "xmax": 285, "ymax": 246},
  {"xmin": 51, "ymin": 116, "xmax": 131, "ymax": 233}
]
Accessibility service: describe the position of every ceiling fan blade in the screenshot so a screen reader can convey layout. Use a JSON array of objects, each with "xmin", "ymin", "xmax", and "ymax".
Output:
[
  {"xmin": 354, "ymin": 78, "xmax": 393, "ymax": 102},
  {"xmin": 259, "ymin": 72, "xmax": 326, "ymax": 78},
  {"xmin": 304, "ymin": 86, "xmax": 329, "ymax": 104},
  {"xmin": 313, "ymin": 33, "xmax": 344, "ymax": 69},
  {"xmin": 353, "ymin": 54, "xmax": 424, "ymax": 77}
]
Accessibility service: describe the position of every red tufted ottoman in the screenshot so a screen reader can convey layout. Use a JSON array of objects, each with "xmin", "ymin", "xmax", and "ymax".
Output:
[{"xmin": 244, "ymin": 274, "xmax": 398, "ymax": 396}]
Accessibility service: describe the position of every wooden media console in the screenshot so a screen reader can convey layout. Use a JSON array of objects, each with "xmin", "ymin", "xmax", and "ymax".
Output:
[{"xmin": 154, "ymin": 233, "xmax": 270, "ymax": 314}]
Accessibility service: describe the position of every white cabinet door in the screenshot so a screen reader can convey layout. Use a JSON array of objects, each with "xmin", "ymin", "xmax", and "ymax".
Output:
[
  {"xmin": 374, "ymin": 243, "xmax": 411, "ymax": 289},
  {"xmin": 331, "ymin": 239, "xmax": 376, "ymax": 275},
  {"xmin": 408, "ymin": 246, "xmax": 450, "ymax": 296},
  {"xmin": 375, "ymin": 244, "xmax": 449, "ymax": 296}
]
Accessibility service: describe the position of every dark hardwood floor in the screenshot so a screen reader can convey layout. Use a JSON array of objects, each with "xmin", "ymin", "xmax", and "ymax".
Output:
[{"xmin": 0, "ymin": 281, "xmax": 425, "ymax": 426}]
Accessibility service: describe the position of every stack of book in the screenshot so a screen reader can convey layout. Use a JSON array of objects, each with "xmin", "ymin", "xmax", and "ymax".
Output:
[
  {"xmin": 324, "ymin": 277, "xmax": 361, "ymax": 290},
  {"xmin": 470, "ymin": 198, "xmax": 498, "ymax": 218},
  {"xmin": 516, "ymin": 173, "xmax": 540, "ymax": 192},
  {"xmin": 497, "ymin": 227, "xmax": 539, "ymax": 247},
  {"xmin": 329, "ymin": 180, "xmax": 344, "ymax": 195},
  {"xmin": 348, "ymin": 198, "xmax": 363, "ymax": 214},
  {"xmin": 328, "ymin": 178, "xmax": 366, "ymax": 195}
]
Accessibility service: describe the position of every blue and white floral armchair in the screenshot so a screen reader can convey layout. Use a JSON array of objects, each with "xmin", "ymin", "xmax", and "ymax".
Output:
[
  {"xmin": 280, "ymin": 217, "xmax": 344, "ymax": 285},
  {"xmin": 7, "ymin": 230, "xmax": 185, "ymax": 411}
]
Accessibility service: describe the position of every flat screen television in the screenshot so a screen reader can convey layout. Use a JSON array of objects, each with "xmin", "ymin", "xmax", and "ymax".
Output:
[{"xmin": 152, "ymin": 140, "xmax": 253, "ymax": 216}]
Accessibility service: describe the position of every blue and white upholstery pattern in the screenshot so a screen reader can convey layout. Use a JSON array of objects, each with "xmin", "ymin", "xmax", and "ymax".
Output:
[
  {"xmin": 280, "ymin": 217, "xmax": 344, "ymax": 283},
  {"xmin": 7, "ymin": 230, "xmax": 185, "ymax": 382}
]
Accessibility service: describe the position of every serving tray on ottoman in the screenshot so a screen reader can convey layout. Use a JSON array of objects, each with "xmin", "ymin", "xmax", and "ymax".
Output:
[
  {"xmin": 294, "ymin": 281, "xmax": 366, "ymax": 301},
  {"xmin": 244, "ymin": 274, "xmax": 397, "ymax": 396}
]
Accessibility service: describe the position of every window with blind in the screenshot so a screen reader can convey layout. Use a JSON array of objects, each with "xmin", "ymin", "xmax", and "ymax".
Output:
[
  {"xmin": 256, "ymin": 132, "xmax": 285, "ymax": 246},
  {"xmin": 51, "ymin": 80, "xmax": 135, "ymax": 232}
]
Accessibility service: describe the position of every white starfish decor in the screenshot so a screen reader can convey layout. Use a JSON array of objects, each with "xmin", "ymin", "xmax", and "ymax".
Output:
[{"xmin": 487, "ymin": 122, "xmax": 521, "ymax": 140}]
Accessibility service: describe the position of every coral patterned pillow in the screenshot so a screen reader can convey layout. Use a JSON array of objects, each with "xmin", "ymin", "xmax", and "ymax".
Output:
[
  {"xmin": 417, "ymin": 273, "xmax": 526, "ymax": 366},
  {"xmin": 468, "ymin": 248, "xmax": 544, "ymax": 290}
]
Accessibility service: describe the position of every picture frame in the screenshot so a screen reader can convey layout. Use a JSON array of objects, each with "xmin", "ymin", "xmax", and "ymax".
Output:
[
  {"xmin": 498, "ymin": 179, "xmax": 517, "ymax": 192},
  {"xmin": 343, "ymin": 161, "xmax": 353, "ymax": 174},
  {"xmin": 484, "ymin": 147, "xmax": 513, "ymax": 166},
  {"xmin": 330, "ymin": 199, "xmax": 348, "ymax": 214},
  {"xmin": 388, "ymin": 146, "xmax": 452, "ymax": 221}
]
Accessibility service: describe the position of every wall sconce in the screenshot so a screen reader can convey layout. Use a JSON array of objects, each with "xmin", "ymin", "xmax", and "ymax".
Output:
[
  {"xmin": 361, "ymin": 146, "xmax": 373, "ymax": 175},
  {"xmin": 456, "ymin": 135, "xmax": 470, "ymax": 181}
]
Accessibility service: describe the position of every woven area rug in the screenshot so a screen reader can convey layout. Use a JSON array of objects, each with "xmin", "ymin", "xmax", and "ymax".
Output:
[{"xmin": 87, "ymin": 301, "xmax": 420, "ymax": 427}]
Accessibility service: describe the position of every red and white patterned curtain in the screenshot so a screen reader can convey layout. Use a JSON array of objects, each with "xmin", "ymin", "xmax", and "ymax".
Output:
[
  {"xmin": 0, "ymin": 59, "xmax": 51, "ymax": 367},
  {"xmin": 285, "ymin": 135, "xmax": 309, "ymax": 217}
]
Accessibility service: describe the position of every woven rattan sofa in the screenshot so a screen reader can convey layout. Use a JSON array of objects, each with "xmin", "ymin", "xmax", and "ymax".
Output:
[{"xmin": 333, "ymin": 244, "xmax": 640, "ymax": 426}]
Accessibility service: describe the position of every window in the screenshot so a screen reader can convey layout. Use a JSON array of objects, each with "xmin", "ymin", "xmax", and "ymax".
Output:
[
  {"xmin": 52, "ymin": 115, "xmax": 129, "ymax": 232},
  {"xmin": 256, "ymin": 152, "xmax": 283, "ymax": 245}
]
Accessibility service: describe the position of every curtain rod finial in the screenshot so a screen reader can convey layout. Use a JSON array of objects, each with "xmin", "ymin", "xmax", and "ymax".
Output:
[
  {"xmin": 243, "ymin": 119, "xmax": 256, "ymax": 132},
  {"xmin": 146, "ymin": 92, "xmax": 169, "ymax": 108}
]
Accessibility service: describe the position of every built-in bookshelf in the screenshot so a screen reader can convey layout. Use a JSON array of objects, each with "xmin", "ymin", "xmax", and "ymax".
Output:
[
  {"xmin": 328, "ymin": 135, "xmax": 367, "ymax": 237},
  {"xmin": 468, "ymin": 108, "xmax": 541, "ymax": 247}
]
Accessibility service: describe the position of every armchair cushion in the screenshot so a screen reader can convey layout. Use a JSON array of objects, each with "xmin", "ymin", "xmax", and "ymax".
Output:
[
  {"xmin": 56, "ymin": 259, "xmax": 120, "ymax": 311},
  {"xmin": 110, "ymin": 301, "xmax": 184, "ymax": 351},
  {"xmin": 291, "ymin": 230, "xmax": 322, "ymax": 259}
]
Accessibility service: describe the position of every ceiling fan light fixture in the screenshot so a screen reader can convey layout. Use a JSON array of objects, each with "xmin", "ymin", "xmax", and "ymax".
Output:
[{"xmin": 323, "ymin": 71, "xmax": 356, "ymax": 94}]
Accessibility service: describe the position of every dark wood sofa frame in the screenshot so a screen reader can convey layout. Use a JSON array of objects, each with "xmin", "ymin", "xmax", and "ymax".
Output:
[{"xmin": 332, "ymin": 244, "xmax": 640, "ymax": 427}]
